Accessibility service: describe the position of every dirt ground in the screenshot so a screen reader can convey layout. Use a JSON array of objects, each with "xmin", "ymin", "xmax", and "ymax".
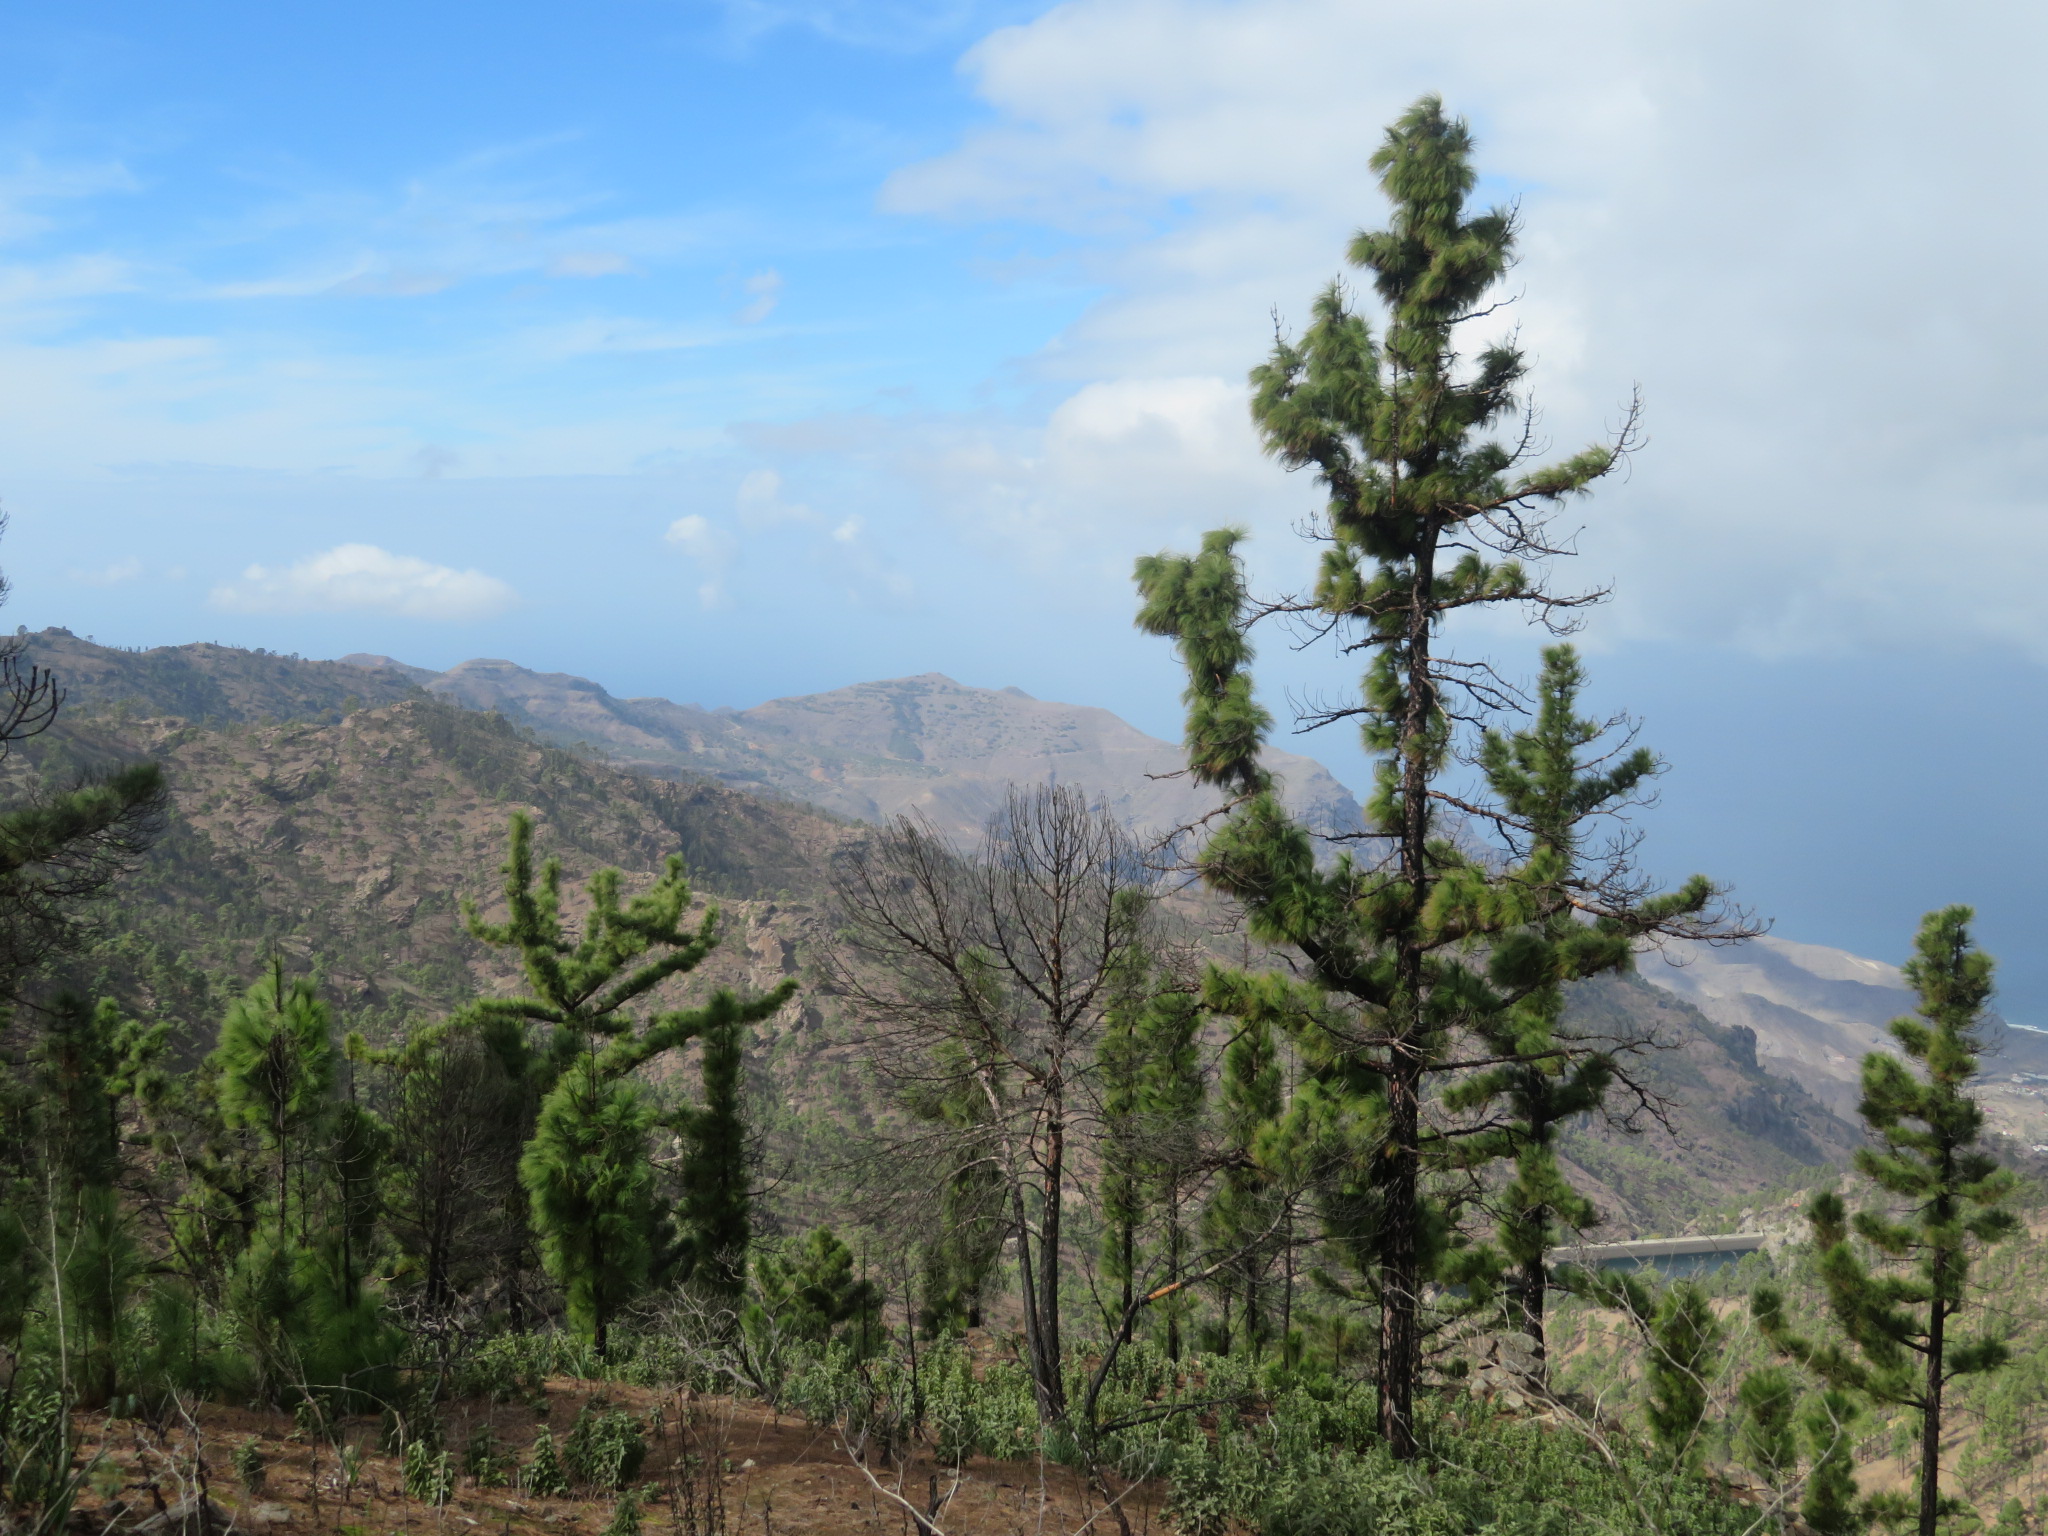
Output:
[{"xmin": 65, "ymin": 1380, "xmax": 1168, "ymax": 1536}]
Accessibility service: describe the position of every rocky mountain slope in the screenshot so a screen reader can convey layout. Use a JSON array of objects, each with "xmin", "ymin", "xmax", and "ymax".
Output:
[
  {"xmin": 1643, "ymin": 935, "xmax": 2048, "ymax": 1141},
  {"xmin": 26, "ymin": 698, "xmax": 846, "ymax": 1033},
  {"xmin": 339, "ymin": 652, "xmax": 1366, "ymax": 847},
  {"xmin": 26, "ymin": 627, "xmax": 423, "ymax": 724},
  {"xmin": 32, "ymin": 627, "xmax": 1364, "ymax": 846}
]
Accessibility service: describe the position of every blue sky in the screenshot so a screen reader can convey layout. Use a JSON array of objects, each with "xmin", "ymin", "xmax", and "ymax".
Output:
[{"xmin": 7, "ymin": 0, "xmax": 2048, "ymax": 1016}]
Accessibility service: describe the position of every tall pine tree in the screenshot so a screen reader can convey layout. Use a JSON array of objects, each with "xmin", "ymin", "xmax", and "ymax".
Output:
[
  {"xmin": 211, "ymin": 961, "xmax": 335, "ymax": 1248},
  {"xmin": 1135, "ymin": 97, "xmax": 1716, "ymax": 1456},
  {"xmin": 1441, "ymin": 644, "xmax": 1702, "ymax": 1364}
]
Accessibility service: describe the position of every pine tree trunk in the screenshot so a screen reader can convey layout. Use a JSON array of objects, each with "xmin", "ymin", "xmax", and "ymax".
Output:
[
  {"xmin": 1116, "ymin": 1215, "xmax": 1135, "ymax": 1343},
  {"xmin": 1516, "ymin": 1248, "xmax": 1547, "ymax": 1365},
  {"xmin": 1920, "ymin": 1257, "xmax": 1947, "ymax": 1535},
  {"xmin": 1512, "ymin": 1199, "xmax": 1548, "ymax": 1365},
  {"xmin": 1379, "ymin": 1051, "xmax": 1421, "ymax": 1458},
  {"xmin": 1165, "ymin": 1192, "xmax": 1184, "ymax": 1362},
  {"xmin": 1378, "ymin": 529, "xmax": 1438, "ymax": 1462}
]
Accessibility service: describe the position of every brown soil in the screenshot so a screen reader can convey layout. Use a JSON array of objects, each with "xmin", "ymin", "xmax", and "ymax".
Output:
[{"xmin": 67, "ymin": 1380, "xmax": 1167, "ymax": 1536}]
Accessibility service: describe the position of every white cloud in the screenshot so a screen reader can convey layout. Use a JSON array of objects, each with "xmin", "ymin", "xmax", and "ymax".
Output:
[
  {"xmin": 328, "ymin": 268, "xmax": 458, "ymax": 298},
  {"xmin": 664, "ymin": 469, "xmax": 909, "ymax": 604},
  {"xmin": 0, "ymin": 157, "xmax": 141, "ymax": 249},
  {"xmin": 737, "ymin": 269, "xmax": 783, "ymax": 324},
  {"xmin": 880, "ymin": 0, "xmax": 2048, "ymax": 659},
  {"xmin": 765, "ymin": 374, "xmax": 1285, "ymax": 578},
  {"xmin": 665, "ymin": 513, "xmax": 738, "ymax": 607},
  {"xmin": 209, "ymin": 544, "xmax": 516, "ymax": 620},
  {"xmin": 198, "ymin": 145, "xmax": 719, "ymax": 306},
  {"xmin": 735, "ymin": 467, "xmax": 815, "ymax": 527}
]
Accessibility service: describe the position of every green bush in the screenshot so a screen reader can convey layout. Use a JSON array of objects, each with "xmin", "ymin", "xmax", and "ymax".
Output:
[
  {"xmin": 1238, "ymin": 1404, "xmax": 1754, "ymax": 1536},
  {"xmin": 603, "ymin": 1487, "xmax": 642, "ymax": 1536},
  {"xmin": 450, "ymin": 1335, "xmax": 548, "ymax": 1404},
  {"xmin": 232, "ymin": 1438, "xmax": 267, "ymax": 1495},
  {"xmin": 562, "ymin": 1400, "xmax": 647, "ymax": 1492},
  {"xmin": 523, "ymin": 1431, "xmax": 570, "ymax": 1498},
  {"xmin": 0, "ymin": 1388, "xmax": 79, "ymax": 1523},
  {"xmin": 465, "ymin": 1425, "xmax": 513, "ymax": 1488},
  {"xmin": 403, "ymin": 1441, "xmax": 454, "ymax": 1506}
]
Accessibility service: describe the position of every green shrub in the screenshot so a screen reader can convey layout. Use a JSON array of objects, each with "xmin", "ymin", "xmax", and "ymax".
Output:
[
  {"xmin": 603, "ymin": 1487, "xmax": 642, "ymax": 1536},
  {"xmin": 232, "ymin": 1438, "xmax": 267, "ymax": 1495},
  {"xmin": 0, "ymin": 1387, "xmax": 79, "ymax": 1521},
  {"xmin": 402, "ymin": 1441, "xmax": 454, "ymax": 1506},
  {"xmin": 451, "ymin": 1335, "xmax": 547, "ymax": 1404},
  {"xmin": 523, "ymin": 1432, "xmax": 570, "ymax": 1498},
  {"xmin": 465, "ymin": 1424, "xmax": 513, "ymax": 1488},
  {"xmin": 563, "ymin": 1401, "xmax": 646, "ymax": 1493}
]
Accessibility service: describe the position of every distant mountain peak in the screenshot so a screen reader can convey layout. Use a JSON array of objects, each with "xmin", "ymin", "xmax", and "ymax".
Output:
[
  {"xmin": 30, "ymin": 628, "xmax": 1367, "ymax": 851},
  {"xmin": 354, "ymin": 651, "xmax": 1368, "ymax": 847}
]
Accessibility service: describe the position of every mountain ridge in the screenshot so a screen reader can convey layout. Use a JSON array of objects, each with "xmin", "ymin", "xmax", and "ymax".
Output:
[
  {"xmin": 1643, "ymin": 934, "xmax": 2048, "ymax": 1140},
  {"xmin": 344, "ymin": 650, "xmax": 1370, "ymax": 847}
]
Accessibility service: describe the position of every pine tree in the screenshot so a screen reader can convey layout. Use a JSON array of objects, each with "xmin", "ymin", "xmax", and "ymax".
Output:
[
  {"xmin": 370, "ymin": 1018, "xmax": 525, "ymax": 1314},
  {"xmin": 1204, "ymin": 1016, "xmax": 1282, "ymax": 1358},
  {"xmin": 1755, "ymin": 906, "xmax": 2019, "ymax": 1536},
  {"xmin": 1800, "ymin": 1390, "xmax": 1863, "ymax": 1536},
  {"xmin": 671, "ymin": 1017, "xmax": 751, "ymax": 1305},
  {"xmin": 210, "ymin": 964, "xmax": 397, "ymax": 1403},
  {"xmin": 1137, "ymin": 987, "xmax": 1204, "ymax": 1362},
  {"xmin": 1736, "ymin": 1366, "xmax": 1799, "ymax": 1494},
  {"xmin": 211, "ymin": 961, "xmax": 336, "ymax": 1245},
  {"xmin": 1577, "ymin": 1268, "xmax": 1722, "ymax": 1469},
  {"xmin": 522, "ymin": 1057, "xmax": 658, "ymax": 1357},
  {"xmin": 1096, "ymin": 975, "xmax": 1148, "ymax": 1336},
  {"xmin": 1441, "ymin": 645, "xmax": 1701, "ymax": 1364},
  {"xmin": 749, "ymin": 1227, "xmax": 882, "ymax": 1349},
  {"xmin": 29, "ymin": 994, "xmax": 161, "ymax": 1407},
  {"xmin": 35, "ymin": 995, "xmax": 131, "ymax": 1202},
  {"xmin": 1134, "ymin": 98, "xmax": 1714, "ymax": 1455},
  {"xmin": 465, "ymin": 812, "xmax": 794, "ymax": 1355},
  {"xmin": 1096, "ymin": 961, "xmax": 1208, "ymax": 1350},
  {"xmin": 910, "ymin": 1061, "xmax": 1007, "ymax": 1335},
  {"xmin": 1643, "ymin": 1281, "xmax": 1722, "ymax": 1468}
]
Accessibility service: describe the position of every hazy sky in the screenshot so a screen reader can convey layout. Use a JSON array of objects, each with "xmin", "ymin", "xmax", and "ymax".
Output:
[{"xmin": 6, "ymin": 1, "xmax": 2046, "ymax": 1014}]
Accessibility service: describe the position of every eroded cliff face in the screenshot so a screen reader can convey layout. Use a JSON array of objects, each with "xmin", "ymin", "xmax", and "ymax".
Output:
[{"xmin": 1645, "ymin": 934, "xmax": 2048, "ymax": 1141}]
